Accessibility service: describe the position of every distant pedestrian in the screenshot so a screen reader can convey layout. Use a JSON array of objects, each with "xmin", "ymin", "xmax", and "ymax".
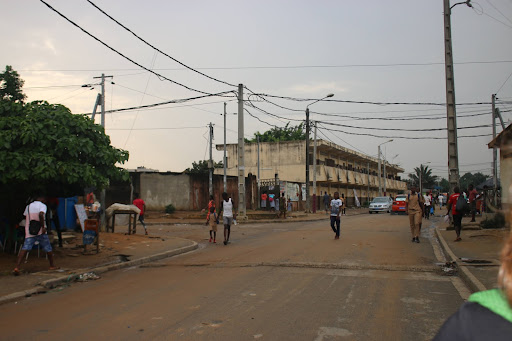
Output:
[
  {"xmin": 330, "ymin": 192, "xmax": 343, "ymax": 240},
  {"xmin": 424, "ymin": 192, "xmax": 431, "ymax": 220},
  {"xmin": 341, "ymin": 193, "xmax": 346, "ymax": 215},
  {"xmin": 278, "ymin": 192, "xmax": 286, "ymax": 218},
  {"xmin": 133, "ymin": 193, "xmax": 148, "ymax": 235},
  {"xmin": 468, "ymin": 184, "xmax": 478, "ymax": 222},
  {"xmin": 269, "ymin": 192, "xmax": 276, "ymax": 211},
  {"xmin": 261, "ymin": 191, "xmax": 267, "ymax": 210},
  {"xmin": 219, "ymin": 192, "xmax": 236, "ymax": 245},
  {"xmin": 13, "ymin": 195, "xmax": 58, "ymax": 275},
  {"xmin": 205, "ymin": 195, "xmax": 218, "ymax": 243},
  {"xmin": 405, "ymin": 186, "xmax": 424, "ymax": 243},
  {"xmin": 447, "ymin": 187, "xmax": 463, "ymax": 242},
  {"xmin": 287, "ymin": 197, "xmax": 292, "ymax": 212},
  {"xmin": 323, "ymin": 192, "xmax": 330, "ymax": 214}
]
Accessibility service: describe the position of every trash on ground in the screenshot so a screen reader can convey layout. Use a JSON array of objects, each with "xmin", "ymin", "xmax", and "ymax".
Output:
[
  {"xmin": 77, "ymin": 272, "xmax": 100, "ymax": 282},
  {"xmin": 439, "ymin": 261, "xmax": 457, "ymax": 276}
]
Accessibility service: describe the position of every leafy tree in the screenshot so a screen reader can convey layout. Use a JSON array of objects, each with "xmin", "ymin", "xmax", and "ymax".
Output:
[
  {"xmin": 408, "ymin": 165, "xmax": 438, "ymax": 189},
  {"xmin": 245, "ymin": 123, "xmax": 306, "ymax": 143},
  {"xmin": 459, "ymin": 172, "xmax": 489, "ymax": 191},
  {"xmin": 185, "ymin": 160, "xmax": 223, "ymax": 175},
  {"xmin": 0, "ymin": 65, "xmax": 26, "ymax": 103},
  {"xmin": 439, "ymin": 178, "xmax": 450, "ymax": 193},
  {"xmin": 0, "ymin": 100, "xmax": 129, "ymax": 226}
]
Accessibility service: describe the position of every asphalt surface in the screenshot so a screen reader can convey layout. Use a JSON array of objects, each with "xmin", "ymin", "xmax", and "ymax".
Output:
[{"xmin": 0, "ymin": 214, "xmax": 467, "ymax": 340}]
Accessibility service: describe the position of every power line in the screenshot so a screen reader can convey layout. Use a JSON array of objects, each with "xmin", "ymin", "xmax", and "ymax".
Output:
[
  {"xmin": 108, "ymin": 126, "xmax": 206, "ymax": 131},
  {"xmin": 39, "ymin": 0, "xmax": 228, "ymax": 96},
  {"xmin": 82, "ymin": 91, "xmax": 235, "ymax": 115},
  {"xmin": 85, "ymin": 0, "xmax": 237, "ymax": 88},
  {"xmin": 496, "ymin": 69, "xmax": 512, "ymax": 94},
  {"xmin": 317, "ymin": 120, "xmax": 492, "ymax": 132}
]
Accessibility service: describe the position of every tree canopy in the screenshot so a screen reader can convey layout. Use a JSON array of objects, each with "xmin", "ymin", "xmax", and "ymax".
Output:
[
  {"xmin": 0, "ymin": 65, "xmax": 26, "ymax": 103},
  {"xmin": 408, "ymin": 165, "xmax": 438, "ymax": 189},
  {"xmin": 459, "ymin": 172, "xmax": 489, "ymax": 191},
  {"xmin": 185, "ymin": 160, "xmax": 223, "ymax": 175},
  {"xmin": 245, "ymin": 123, "xmax": 306, "ymax": 143}
]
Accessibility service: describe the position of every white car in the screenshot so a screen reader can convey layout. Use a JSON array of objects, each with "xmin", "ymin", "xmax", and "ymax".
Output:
[{"xmin": 369, "ymin": 196, "xmax": 393, "ymax": 214}]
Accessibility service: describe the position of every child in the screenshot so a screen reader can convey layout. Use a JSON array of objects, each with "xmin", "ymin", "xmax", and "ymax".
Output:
[
  {"xmin": 206, "ymin": 195, "xmax": 218, "ymax": 243},
  {"xmin": 133, "ymin": 193, "xmax": 148, "ymax": 235}
]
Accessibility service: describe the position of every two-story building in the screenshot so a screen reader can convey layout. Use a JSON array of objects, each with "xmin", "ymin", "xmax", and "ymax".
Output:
[{"xmin": 216, "ymin": 139, "xmax": 407, "ymax": 207}]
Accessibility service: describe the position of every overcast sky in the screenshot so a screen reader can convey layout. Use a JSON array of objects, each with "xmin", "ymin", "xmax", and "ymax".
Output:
[{"xmin": 2, "ymin": 0, "xmax": 512, "ymax": 180}]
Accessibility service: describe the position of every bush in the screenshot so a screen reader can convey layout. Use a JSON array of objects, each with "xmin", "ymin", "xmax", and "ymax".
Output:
[
  {"xmin": 480, "ymin": 212, "xmax": 506, "ymax": 229},
  {"xmin": 165, "ymin": 204, "xmax": 176, "ymax": 214}
]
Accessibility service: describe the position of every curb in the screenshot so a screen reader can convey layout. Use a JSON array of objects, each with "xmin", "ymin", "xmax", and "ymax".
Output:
[
  {"xmin": 0, "ymin": 241, "xmax": 198, "ymax": 306},
  {"xmin": 435, "ymin": 227, "xmax": 487, "ymax": 294}
]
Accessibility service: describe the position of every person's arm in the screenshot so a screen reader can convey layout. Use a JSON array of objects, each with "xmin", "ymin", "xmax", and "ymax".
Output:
[
  {"xmin": 233, "ymin": 201, "xmax": 237, "ymax": 220},
  {"xmin": 219, "ymin": 201, "xmax": 224, "ymax": 217},
  {"xmin": 405, "ymin": 197, "xmax": 409, "ymax": 214},
  {"xmin": 39, "ymin": 211, "xmax": 46, "ymax": 234},
  {"xmin": 337, "ymin": 200, "xmax": 341, "ymax": 218},
  {"xmin": 446, "ymin": 197, "xmax": 452, "ymax": 215}
]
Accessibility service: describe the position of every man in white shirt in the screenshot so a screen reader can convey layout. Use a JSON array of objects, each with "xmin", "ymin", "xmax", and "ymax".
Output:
[
  {"xmin": 219, "ymin": 192, "xmax": 237, "ymax": 245},
  {"xmin": 330, "ymin": 192, "xmax": 343, "ymax": 240},
  {"xmin": 13, "ymin": 195, "xmax": 57, "ymax": 275}
]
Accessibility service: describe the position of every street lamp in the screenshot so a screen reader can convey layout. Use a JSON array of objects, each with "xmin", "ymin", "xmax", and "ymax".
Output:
[
  {"xmin": 378, "ymin": 139, "xmax": 393, "ymax": 196},
  {"xmin": 383, "ymin": 153, "xmax": 399, "ymax": 196},
  {"xmin": 305, "ymin": 93, "xmax": 334, "ymax": 213},
  {"xmin": 419, "ymin": 161, "xmax": 432, "ymax": 195}
]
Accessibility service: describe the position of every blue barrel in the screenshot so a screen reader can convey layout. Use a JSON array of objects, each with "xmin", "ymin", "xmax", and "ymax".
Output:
[{"xmin": 57, "ymin": 197, "xmax": 78, "ymax": 229}]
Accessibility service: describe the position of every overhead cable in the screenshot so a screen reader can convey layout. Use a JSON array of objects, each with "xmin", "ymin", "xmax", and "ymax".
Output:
[
  {"xmin": 85, "ymin": 0, "xmax": 237, "ymax": 88},
  {"xmin": 39, "ymin": 0, "xmax": 227, "ymax": 96}
]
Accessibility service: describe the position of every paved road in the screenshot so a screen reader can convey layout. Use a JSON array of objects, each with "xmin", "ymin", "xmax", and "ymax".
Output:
[{"xmin": 0, "ymin": 214, "xmax": 468, "ymax": 340}]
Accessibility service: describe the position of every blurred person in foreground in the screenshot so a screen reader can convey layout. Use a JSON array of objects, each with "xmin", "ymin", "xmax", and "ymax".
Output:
[{"xmin": 433, "ymin": 209, "xmax": 512, "ymax": 339}]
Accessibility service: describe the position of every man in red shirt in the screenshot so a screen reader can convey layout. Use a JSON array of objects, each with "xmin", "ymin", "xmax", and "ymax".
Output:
[
  {"xmin": 447, "ymin": 187, "xmax": 463, "ymax": 242},
  {"xmin": 133, "ymin": 193, "xmax": 148, "ymax": 235},
  {"xmin": 468, "ymin": 184, "xmax": 478, "ymax": 222}
]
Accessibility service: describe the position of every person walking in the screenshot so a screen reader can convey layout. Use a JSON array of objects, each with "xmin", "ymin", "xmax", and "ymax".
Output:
[
  {"xmin": 329, "ymin": 192, "xmax": 343, "ymax": 240},
  {"xmin": 205, "ymin": 195, "xmax": 218, "ymax": 243},
  {"xmin": 341, "ymin": 193, "xmax": 346, "ymax": 215},
  {"xmin": 468, "ymin": 184, "xmax": 478, "ymax": 222},
  {"xmin": 278, "ymin": 192, "xmax": 287, "ymax": 219},
  {"xmin": 323, "ymin": 192, "xmax": 330, "ymax": 214},
  {"xmin": 269, "ymin": 192, "xmax": 276, "ymax": 212},
  {"xmin": 133, "ymin": 193, "xmax": 148, "ymax": 235},
  {"xmin": 405, "ymin": 186, "xmax": 424, "ymax": 243},
  {"xmin": 13, "ymin": 195, "xmax": 58, "ymax": 275},
  {"xmin": 219, "ymin": 192, "xmax": 236, "ymax": 245},
  {"xmin": 261, "ymin": 191, "xmax": 267, "ymax": 210},
  {"xmin": 447, "ymin": 187, "xmax": 463, "ymax": 242},
  {"xmin": 424, "ymin": 192, "xmax": 431, "ymax": 220}
]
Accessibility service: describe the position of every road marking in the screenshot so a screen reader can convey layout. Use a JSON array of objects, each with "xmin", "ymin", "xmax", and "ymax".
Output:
[{"xmin": 314, "ymin": 326, "xmax": 352, "ymax": 341}]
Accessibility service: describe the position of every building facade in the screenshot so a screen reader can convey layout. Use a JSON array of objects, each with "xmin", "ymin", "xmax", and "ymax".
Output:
[{"xmin": 216, "ymin": 140, "xmax": 407, "ymax": 207}]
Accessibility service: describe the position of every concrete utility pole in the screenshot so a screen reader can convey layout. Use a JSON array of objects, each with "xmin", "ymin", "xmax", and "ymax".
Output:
[
  {"xmin": 223, "ymin": 103, "xmax": 227, "ymax": 193},
  {"xmin": 237, "ymin": 84, "xmax": 246, "ymax": 218},
  {"xmin": 305, "ymin": 94, "xmax": 333, "ymax": 212},
  {"xmin": 93, "ymin": 73, "xmax": 113, "ymax": 230},
  {"xmin": 378, "ymin": 147, "xmax": 382, "ymax": 196},
  {"xmin": 257, "ymin": 135, "xmax": 260, "ymax": 209},
  {"xmin": 367, "ymin": 162, "xmax": 370, "ymax": 204},
  {"xmin": 208, "ymin": 122, "xmax": 214, "ymax": 197},
  {"xmin": 383, "ymin": 158, "xmax": 387, "ymax": 196},
  {"xmin": 444, "ymin": 0, "xmax": 472, "ymax": 191},
  {"xmin": 492, "ymin": 94, "xmax": 498, "ymax": 203},
  {"xmin": 312, "ymin": 121, "xmax": 318, "ymax": 213}
]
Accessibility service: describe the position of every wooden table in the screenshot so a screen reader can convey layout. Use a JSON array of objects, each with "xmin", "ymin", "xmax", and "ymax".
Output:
[{"xmin": 108, "ymin": 210, "xmax": 138, "ymax": 235}]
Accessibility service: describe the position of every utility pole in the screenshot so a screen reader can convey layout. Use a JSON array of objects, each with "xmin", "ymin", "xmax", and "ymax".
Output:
[
  {"xmin": 257, "ymin": 135, "xmax": 261, "ymax": 209},
  {"xmin": 367, "ymin": 162, "xmax": 370, "ymax": 204},
  {"xmin": 93, "ymin": 73, "xmax": 113, "ymax": 230},
  {"xmin": 237, "ymin": 84, "xmax": 246, "ymax": 218},
  {"xmin": 208, "ymin": 122, "xmax": 214, "ymax": 197},
  {"xmin": 312, "ymin": 121, "xmax": 318, "ymax": 213},
  {"xmin": 443, "ymin": 0, "xmax": 471, "ymax": 191},
  {"xmin": 223, "ymin": 103, "xmax": 227, "ymax": 193},
  {"xmin": 383, "ymin": 157, "xmax": 387, "ymax": 196},
  {"xmin": 378, "ymin": 146, "xmax": 382, "ymax": 196},
  {"xmin": 492, "ymin": 94, "xmax": 498, "ymax": 203},
  {"xmin": 305, "ymin": 107, "xmax": 311, "ymax": 212}
]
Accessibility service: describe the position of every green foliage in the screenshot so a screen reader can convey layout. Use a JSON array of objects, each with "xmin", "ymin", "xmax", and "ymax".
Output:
[
  {"xmin": 0, "ymin": 100, "xmax": 129, "ymax": 195},
  {"xmin": 480, "ymin": 212, "xmax": 506, "ymax": 229},
  {"xmin": 0, "ymin": 65, "xmax": 26, "ymax": 103},
  {"xmin": 439, "ymin": 178, "xmax": 450, "ymax": 192},
  {"xmin": 245, "ymin": 123, "xmax": 306, "ymax": 143},
  {"xmin": 459, "ymin": 172, "xmax": 489, "ymax": 192},
  {"xmin": 408, "ymin": 165, "xmax": 438, "ymax": 189},
  {"xmin": 165, "ymin": 203, "xmax": 176, "ymax": 214},
  {"xmin": 185, "ymin": 160, "xmax": 223, "ymax": 175}
]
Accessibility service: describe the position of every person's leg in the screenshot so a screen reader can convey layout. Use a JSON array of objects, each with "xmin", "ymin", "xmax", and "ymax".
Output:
[
  {"xmin": 213, "ymin": 231, "xmax": 216, "ymax": 243},
  {"xmin": 335, "ymin": 217, "xmax": 341, "ymax": 238},
  {"xmin": 330, "ymin": 216, "xmax": 337, "ymax": 234},
  {"xmin": 454, "ymin": 214, "xmax": 463, "ymax": 240},
  {"xmin": 38, "ymin": 235, "xmax": 57, "ymax": 269},
  {"xmin": 470, "ymin": 202, "xmax": 476, "ymax": 222},
  {"xmin": 224, "ymin": 226, "xmax": 228, "ymax": 244},
  {"xmin": 414, "ymin": 211, "xmax": 422, "ymax": 241},
  {"xmin": 408, "ymin": 214, "xmax": 415, "ymax": 241},
  {"xmin": 139, "ymin": 215, "xmax": 148, "ymax": 235},
  {"xmin": 209, "ymin": 230, "xmax": 213, "ymax": 242}
]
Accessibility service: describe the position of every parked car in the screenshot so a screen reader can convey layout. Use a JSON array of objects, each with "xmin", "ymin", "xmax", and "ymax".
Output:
[
  {"xmin": 391, "ymin": 194, "xmax": 407, "ymax": 214},
  {"xmin": 369, "ymin": 196, "xmax": 393, "ymax": 214}
]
